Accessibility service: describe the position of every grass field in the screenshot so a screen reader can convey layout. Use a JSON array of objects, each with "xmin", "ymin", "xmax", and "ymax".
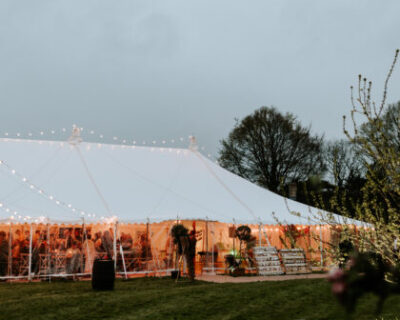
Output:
[{"xmin": 0, "ymin": 277, "xmax": 399, "ymax": 320}]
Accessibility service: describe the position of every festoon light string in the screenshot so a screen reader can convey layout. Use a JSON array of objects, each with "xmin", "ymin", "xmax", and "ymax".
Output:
[
  {"xmin": 0, "ymin": 127, "xmax": 220, "ymax": 223},
  {"xmin": 0, "ymin": 159, "xmax": 101, "ymax": 221},
  {"xmin": 1, "ymin": 126, "xmax": 219, "ymax": 163}
]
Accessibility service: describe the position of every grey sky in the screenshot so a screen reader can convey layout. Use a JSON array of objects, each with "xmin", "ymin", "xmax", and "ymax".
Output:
[{"xmin": 0, "ymin": 0, "xmax": 399, "ymax": 156}]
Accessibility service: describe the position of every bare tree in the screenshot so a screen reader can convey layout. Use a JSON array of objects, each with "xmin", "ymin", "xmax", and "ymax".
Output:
[{"xmin": 324, "ymin": 139, "xmax": 365, "ymax": 188}]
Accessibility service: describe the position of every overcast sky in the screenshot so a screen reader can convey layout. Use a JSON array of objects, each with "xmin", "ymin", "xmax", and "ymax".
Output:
[{"xmin": 0, "ymin": 0, "xmax": 399, "ymax": 156}]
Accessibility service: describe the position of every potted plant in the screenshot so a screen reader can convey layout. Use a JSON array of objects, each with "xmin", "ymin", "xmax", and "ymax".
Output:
[
  {"xmin": 224, "ymin": 250, "xmax": 244, "ymax": 276},
  {"xmin": 224, "ymin": 225, "xmax": 256, "ymax": 276}
]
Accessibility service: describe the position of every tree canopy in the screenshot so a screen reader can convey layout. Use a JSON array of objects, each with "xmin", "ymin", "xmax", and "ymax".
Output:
[{"xmin": 218, "ymin": 106, "xmax": 325, "ymax": 194}]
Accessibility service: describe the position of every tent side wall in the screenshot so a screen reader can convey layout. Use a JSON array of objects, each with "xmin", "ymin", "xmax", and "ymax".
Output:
[{"xmin": 0, "ymin": 220, "xmax": 364, "ymax": 280}]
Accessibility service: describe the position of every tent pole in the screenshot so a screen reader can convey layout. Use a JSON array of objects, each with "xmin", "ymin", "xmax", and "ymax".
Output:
[
  {"xmin": 232, "ymin": 219, "xmax": 236, "ymax": 252},
  {"xmin": 8, "ymin": 222, "xmax": 12, "ymax": 277},
  {"xmin": 83, "ymin": 218, "xmax": 91, "ymax": 276},
  {"xmin": 168, "ymin": 223, "xmax": 173, "ymax": 269},
  {"xmin": 148, "ymin": 219, "xmax": 161, "ymax": 276},
  {"xmin": 80, "ymin": 218, "xmax": 84, "ymax": 277},
  {"xmin": 28, "ymin": 223, "xmax": 33, "ymax": 281},
  {"xmin": 113, "ymin": 221, "xmax": 117, "ymax": 272},
  {"xmin": 211, "ymin": 221, "xmax": 215, "ymax": 274},
  {"xmin": 205, "ymin": 218, "xmax": 209, "ymax": 269},
  {"xmin": 119, "ymin": 244, "xmax": 128, "ymax": 279},
  {"xmin": 258, "ymin": 222, "xmax": 262, "ymax": 247},
  {"xmin": 47, "ymin": 221, "xmax": 51, "ymax": 282},
  {"xmin": 319, "ymin": 225, "xmax": 324, "ymax": 267},
  {"xmin": 146, "ymin": 218, "xmax": 149, "ymax": 275},
  {"xmin": 174, "ymin": 216, "xmax": 179, "ymax": 271},
  {"xmin": 146, "ymin": 219, "xmax": 149, "ymax": 263},
  {"xmin": 117, "ymin": 223, "xmax": 127, "ymax": 279},
  {"xmin": 261, "ymin": 224, "xmax": 271, "ymax": 247}
]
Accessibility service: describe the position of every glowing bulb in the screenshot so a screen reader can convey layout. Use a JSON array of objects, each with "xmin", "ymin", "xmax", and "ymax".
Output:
[{"xmin": 11, "ymin": 170, "xmax": 15, "ymax": 174}]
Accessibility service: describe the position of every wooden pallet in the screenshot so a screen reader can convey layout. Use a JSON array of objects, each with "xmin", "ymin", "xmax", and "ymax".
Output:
[
  {"xmin": 280, "ymin": 248, "xmax": 310, "ymax": 274},
  {"xmin": 253, "ymin": 246, "xmax": 284, "ymax": 276}
]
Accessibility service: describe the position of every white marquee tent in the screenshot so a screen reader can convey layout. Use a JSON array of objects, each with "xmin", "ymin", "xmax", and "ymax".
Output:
[
  {"xmin": 0, "ymin": 133, "xmax": 368, "ymax": 280},
  {"xmin": 0, "ymin": 136, "xmax": 360, "ymax": 226}
]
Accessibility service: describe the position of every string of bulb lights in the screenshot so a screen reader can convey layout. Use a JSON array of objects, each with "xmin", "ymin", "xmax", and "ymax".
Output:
[
  {"xmin": 0, "ymin": 126, "xmax": 222, "ymax": 224},
  {"xmin": 0, "ymin": 159, "xmax": 103, "ymax": 222},
  {"xmin": 0, "ymin": 126, "xmax": 218, "ymax": 162}
]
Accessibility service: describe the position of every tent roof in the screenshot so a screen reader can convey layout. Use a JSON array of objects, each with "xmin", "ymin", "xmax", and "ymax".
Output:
[{"xmin": 0, "ymin": 138, "xmax": 363, "ymax": 225}]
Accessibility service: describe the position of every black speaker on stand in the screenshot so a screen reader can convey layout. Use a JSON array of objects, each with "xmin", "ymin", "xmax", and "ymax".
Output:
[{"xmin": 92, "ymin": 259, "xmax": 115, "ymax": 290}]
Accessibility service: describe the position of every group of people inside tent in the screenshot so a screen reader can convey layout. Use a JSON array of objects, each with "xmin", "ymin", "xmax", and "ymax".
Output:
[{"xmin": 0, "ymin": 226, "xmax": 154, "ymax": 278}]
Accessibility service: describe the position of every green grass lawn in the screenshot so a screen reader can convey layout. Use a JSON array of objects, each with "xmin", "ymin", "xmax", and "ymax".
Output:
[{"xmin": 0, "ymin": 277, "xmax": 399, "ymax": 320}]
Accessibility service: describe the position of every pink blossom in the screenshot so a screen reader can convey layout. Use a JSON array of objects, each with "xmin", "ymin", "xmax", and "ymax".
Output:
[{"xmin": 328, "ymin": 268, "xmax": 345, "ymax": 282}]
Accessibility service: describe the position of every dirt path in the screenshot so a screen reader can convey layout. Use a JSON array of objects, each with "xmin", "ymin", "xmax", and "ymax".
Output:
[{"xmin": 197, "ymin": 273, "xmax": 327, "ymax": 283}]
